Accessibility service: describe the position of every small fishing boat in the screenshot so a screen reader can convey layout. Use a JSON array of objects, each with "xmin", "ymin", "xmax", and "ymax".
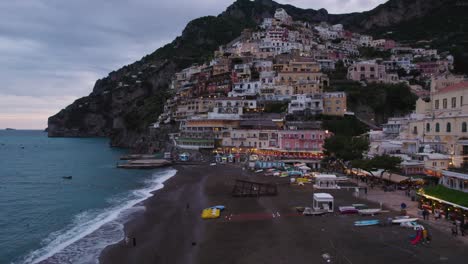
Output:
[
  {"xmin": 392, "ymin": 218, "xmax": 419, "ymax": 224},
  {"xmin": 358, "ymin": 208, "xmax": 381, "ymax": 216},
  {"xmin": 209, "ymin": 205, "xmax": 225, "ymax": 211},
  {"xmin": 303, "ymin": 207, "xmax": 327, "ymax": 216},
  {"xmin": 352, "ymin": 204, "xmax": 368, "ymax": 210},
  {"xmin": 62, "ymin": 176, "xmax": 72, "ymax": 180},
  {"xmin": 354, "ymin": 219, "xmax": 380, "ymax": 226},
  {"xmin": 201, "ymin": 208, "xmax": 220, "ymax": 219},
  {"xmin": 339, "ymin": 206, "xmax": 359, "ymax": 214}
]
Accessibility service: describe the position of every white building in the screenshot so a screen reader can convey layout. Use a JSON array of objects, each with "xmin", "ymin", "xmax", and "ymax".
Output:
[
  {"xmin": 288, "ymin": 94, "xmax": 323, "ymax": 114},
  {"xmin": 359, "ymin": 35, "xmax": 373, "ymax": 47},
  {"xmin": 229, "ymin": 81, "xmax": 262, "ymax": 97},
  {"xmin": 440, "ymin": 170, "xmax": 468, "ymax": 193}
]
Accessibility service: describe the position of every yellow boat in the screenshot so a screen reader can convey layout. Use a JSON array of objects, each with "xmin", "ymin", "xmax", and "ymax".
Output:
[
  {"xmin": 201, "ymin": 208, "xmax": 220, "ymax": 219},
  {"xmin": 296, "ymin": 178, "xmax": 310, "ymax": 184}
]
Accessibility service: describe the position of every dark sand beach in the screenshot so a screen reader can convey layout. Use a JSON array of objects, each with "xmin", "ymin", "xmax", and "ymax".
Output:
[{"xmin": 100, "ymin": 164, "xmax": 468, "ymax": 264}]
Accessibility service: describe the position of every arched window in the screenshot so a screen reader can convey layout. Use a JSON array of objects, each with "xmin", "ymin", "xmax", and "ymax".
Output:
[
  {"xmin": 447, "ymin": 122, "xmax": 452, "ymax": 133},
  {"xmin": 413, "ymin": 126, "xmax": 418, "ymax": 134},
  {"xmin": 435, "ymin": 123, "xmax": 440, "ymax": 132},
  {"xmin": 426, "ymin": 123, "xmax": 431, "ymax": 132},
  {"xmin": 463, "ymin": 122, "xmax": 467, "ymax": 133}
]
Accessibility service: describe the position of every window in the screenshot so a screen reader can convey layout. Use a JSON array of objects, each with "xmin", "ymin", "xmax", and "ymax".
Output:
[
  {"xmin": 463, "ymin": 122, "xmax": 467, "ymax": 133},
  {"xmin": 461, "ymin": 96, "xmax": 464, "ymax": 106},
  {"xmin": 433, "ymin": 162, "xmax": 437, "ymax": 167},
  {"xmin": 436, "ymin": 123, "xmax": 440, "ymax": 132},
  {"xmin": 447, "ymin": 122, "xmax": 452, "ymax": 133},
  {"xmin": 443, "ymin": 99, "xmax": 447, "ymax": 109},
  {"xmin": 413, "ymin": 126, "xmax": 418, "ymax": 134},
  {"xmin": 426, "ymin": 123, "xmax": 431, "ymax": 132},
  {"xmin": 435, "ymin": 100, "xmax": 439, "ymax": 109},
  {"xmin": 452, "ymin": 97, "xmax": 457, "ymax": 108}
]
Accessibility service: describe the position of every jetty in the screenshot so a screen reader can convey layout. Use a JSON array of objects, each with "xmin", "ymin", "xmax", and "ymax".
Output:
[
  {"xmin": 117, "ymin": 159, "xmax": 172, "ymax": 169},
  {"xmin": 120, "ymin": 154, "xmax": 158, "ymax": 160}
]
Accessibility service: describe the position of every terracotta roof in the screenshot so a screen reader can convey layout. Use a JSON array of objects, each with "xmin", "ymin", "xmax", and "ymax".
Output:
[{"xmin": 438, "ymin": 81, "xmax": 468, "ymax": 94}]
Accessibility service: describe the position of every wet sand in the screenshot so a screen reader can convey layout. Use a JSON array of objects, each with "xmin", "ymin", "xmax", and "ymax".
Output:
[{"xmin": 100, "ymin": 164, "xmax": 468, "ymax": 264}]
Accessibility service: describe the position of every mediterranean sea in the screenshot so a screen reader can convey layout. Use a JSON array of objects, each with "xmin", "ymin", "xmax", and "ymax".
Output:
[{"xmin": 0, "ymin": 130, "xmax": 176, "ymax": 264}]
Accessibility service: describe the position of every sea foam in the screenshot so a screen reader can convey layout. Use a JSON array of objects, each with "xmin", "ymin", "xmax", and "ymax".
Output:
[{"xmin": 16, "ymin": 168, "xmax": 177, "ymax": 264}]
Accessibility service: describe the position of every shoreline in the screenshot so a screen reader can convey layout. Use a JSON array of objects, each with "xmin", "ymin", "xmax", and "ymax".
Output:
[
  {"xmin": 100, "ymin": 164, "xmax": 468, "ymax": 264},
  {"xmin": 29, "ymin": 168, "xmax": 177, "ymax": 264},
  {"xmin": 99, "ymin": 164, "xmax": 213, "ymax": 264}
]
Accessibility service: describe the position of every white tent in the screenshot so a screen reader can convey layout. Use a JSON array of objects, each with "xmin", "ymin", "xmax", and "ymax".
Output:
[{"xmin": 313, "ymin": 193, "xmax": 334, "ymax": 212}]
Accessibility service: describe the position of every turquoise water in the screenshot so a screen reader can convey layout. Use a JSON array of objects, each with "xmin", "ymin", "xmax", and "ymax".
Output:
[{"xmin": 0, "ymin": 130, "xmax": 176, "ymax": 264}]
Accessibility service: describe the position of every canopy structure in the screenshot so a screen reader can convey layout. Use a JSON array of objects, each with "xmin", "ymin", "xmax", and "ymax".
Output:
[
  {"xmin": 371, "ymin": 172, "xmax": 408, "ymax": 183},
  {"xmin": 313, "ymin": 193, "xmax": 334, "ymax": 212}
]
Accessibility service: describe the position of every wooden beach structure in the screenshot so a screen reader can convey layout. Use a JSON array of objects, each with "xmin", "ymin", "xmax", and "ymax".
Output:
[
  {"xmin": 232, "ymin": 180, "xmax": 278, "ymax": 197},
  {"xmin": 117, "ymin": 159, "xmax": 172, "ymax": 169}
]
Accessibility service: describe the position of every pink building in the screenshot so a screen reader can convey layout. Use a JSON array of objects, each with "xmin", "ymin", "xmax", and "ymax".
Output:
[
  {"xmin": 348, "ymin": 61, "xmax": 399, "ymax": 83},
  {"xmin": 384, "ymin": 40, "xmax": 396, "ymax": 50},
  {"xmin": 278, "ymin": 130, "xmax": 331, "ymax": 152},
  {"xmin": 416, "ymin": 61, "xmax": 451, "ymax": 76}
]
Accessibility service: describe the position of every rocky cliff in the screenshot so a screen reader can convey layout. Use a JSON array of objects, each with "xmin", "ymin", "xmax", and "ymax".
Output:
[{"xmin": 48, "ymin": 0, "xmax": 467, "ymax": 149}]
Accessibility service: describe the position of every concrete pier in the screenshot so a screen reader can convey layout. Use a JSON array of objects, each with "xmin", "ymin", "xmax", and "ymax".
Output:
[{"xmin": 117, "ymin": 159, "xmax": 172, "ymax": 169}]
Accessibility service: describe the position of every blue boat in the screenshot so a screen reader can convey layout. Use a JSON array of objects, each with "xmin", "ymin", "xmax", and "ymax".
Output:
[
  {"xmin": 354, "ymin": 219, "xmax": 380, "ymax": 226},
  {"xmin": 210, "ymin": 205, "xmax": 225, "ymax": 211}
]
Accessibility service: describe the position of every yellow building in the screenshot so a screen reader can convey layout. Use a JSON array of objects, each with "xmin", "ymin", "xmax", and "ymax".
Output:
[
  {"xmin": 323, "ymin": 92, "xmax": 347, "ymax": 116},
  {"xmin": 407, "ymin": 81, "xmax": 468, "ymax": 167},
  {"xmin": 293, "ymin": 81, "xmax": 322, "ymax": 95}
]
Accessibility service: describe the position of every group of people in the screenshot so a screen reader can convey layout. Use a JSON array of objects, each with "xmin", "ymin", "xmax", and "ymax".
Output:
[{"xmin": 421, "ymin": 208, "xmax": 466, "ymax": 237}]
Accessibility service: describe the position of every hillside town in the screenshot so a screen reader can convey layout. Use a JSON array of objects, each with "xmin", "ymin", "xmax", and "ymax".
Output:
[{"xmin": 149, "ymin": 8, "xmax": 468, "ymax": 234}]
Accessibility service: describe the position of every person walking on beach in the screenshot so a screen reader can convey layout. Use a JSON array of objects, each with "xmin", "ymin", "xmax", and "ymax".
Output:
[
  {"xmin": 434, "ymin": 208, "xmax": 441, "ymax": 220},
  {"xmin": 452, "ymin": 222, "xmax": 458, "ymax": 236},
  {"xmin": 422, "ymin": 208, "xmax": 429, "ymax": 220}
]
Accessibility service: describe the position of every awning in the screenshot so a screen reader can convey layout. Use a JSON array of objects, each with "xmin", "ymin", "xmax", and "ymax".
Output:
[{"xmin": 370, "ymin": 172, "xmax": 408, "ymax": 183}]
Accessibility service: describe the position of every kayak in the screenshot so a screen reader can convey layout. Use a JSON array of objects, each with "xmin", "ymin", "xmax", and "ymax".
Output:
[{"xmin": 354, "ymin": 220, "xmax": 380, "ymax": 226}]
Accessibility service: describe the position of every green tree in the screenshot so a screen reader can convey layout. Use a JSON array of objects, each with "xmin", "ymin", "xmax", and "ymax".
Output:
[
  {"xmin": 323, "ymin": 135, "xmax": 369, "ymax": 162},
  {"xmin": 351, "ymin": 155, "xmax": 402, "ymax": 182}
]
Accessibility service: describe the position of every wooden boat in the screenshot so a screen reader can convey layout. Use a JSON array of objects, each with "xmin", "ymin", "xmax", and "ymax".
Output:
[
  {"xmin": 339, "ymin": 206, "xmax": 359, "ymax": 214},
  {"xmin": 62, "ymin": 176, "xmax": 72, "ymax": 180},
  {"xmin": 354, "ymin": 219, "xmax": 380, "ymax": 226},
  {"xmin": 358, "ymin": 209, "xmax": 381, "ymax": 215}
]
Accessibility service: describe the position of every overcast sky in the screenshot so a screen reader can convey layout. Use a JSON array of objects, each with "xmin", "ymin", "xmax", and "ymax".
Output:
[{"xmin": 0, "ymin": 0, "xmax": 385, "ymax": 129}]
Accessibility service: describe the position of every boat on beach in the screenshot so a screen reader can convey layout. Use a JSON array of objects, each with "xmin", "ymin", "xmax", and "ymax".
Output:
[
  {"xmin": 354, "ymin": 219, "xmax": 380, "ymax": 226},
  {"xmin": 303, "ymin": 207, "xmax": 328, "ymax": 216},
  {"xmin": 339, "ymin": 206, "xmax": 359, "ymax": 214},
  {"xmin": 358, "ymin": 209, "xmax": 381, "ymax": 215},
  {"xmin": 392, "ymin": 218, "xmax": 419, "ymax": 224}
]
